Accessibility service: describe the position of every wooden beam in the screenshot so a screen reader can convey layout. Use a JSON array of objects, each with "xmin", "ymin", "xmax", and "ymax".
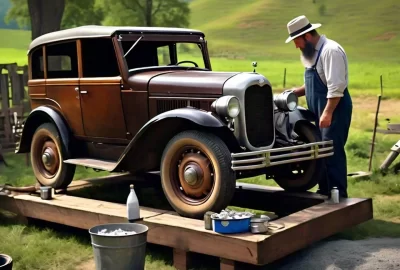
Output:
[
  {"xmin": 173, "ymin": 249, "xmax": 191, "ymax": 270},
  {"xmin": 220, "ymin": 258, "xmax": 236, "ymax": 270}
]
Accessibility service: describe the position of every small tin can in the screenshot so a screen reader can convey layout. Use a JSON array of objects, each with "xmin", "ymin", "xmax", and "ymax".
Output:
[
  {"xmin": 204, "ymin": 211, "xmax": 214, "ymax": 230},
  {"xmin": 40, "ymin": 186, "xmax": 53, "ymax": 200}
]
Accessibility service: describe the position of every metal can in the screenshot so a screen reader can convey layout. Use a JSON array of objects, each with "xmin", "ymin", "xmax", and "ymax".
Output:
[{"xmin": 204, "ymin": 211, "xmax": 214, "ymax": 230}]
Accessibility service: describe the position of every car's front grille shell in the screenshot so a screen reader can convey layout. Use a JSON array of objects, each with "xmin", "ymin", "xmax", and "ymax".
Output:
[{"xmin": 244, "ymin": 84, "xmax": 274, "ymax": 147}]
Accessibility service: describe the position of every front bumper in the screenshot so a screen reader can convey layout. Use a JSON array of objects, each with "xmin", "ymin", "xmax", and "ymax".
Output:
[{"xmin": 231, "ymin": 140, "xmax": 334, "ymax": 171}]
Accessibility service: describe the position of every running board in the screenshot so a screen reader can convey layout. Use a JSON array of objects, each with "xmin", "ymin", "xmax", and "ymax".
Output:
[{"xmin": 64, "ymin": 158, "xmax": 117, "ymax": 171}]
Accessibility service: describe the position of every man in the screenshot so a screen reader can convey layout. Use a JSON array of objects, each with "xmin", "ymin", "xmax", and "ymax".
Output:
[{"xmin": 285, "ymin": 15, "xmax": 353, "ymax": 198}]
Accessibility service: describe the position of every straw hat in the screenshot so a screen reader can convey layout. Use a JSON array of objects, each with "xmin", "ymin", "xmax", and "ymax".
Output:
[{"xmin": 285, "ymin": 15, "xmax": 321, "ymax": 43}]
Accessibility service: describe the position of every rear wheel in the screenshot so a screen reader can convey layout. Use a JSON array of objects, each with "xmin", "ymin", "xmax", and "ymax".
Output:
[
  {"xmin": 160, "ymin": 130, "xmax": 236, "ymax": 218},
  {"xmin": 273, "ymin": 122, "xmax": 325, "ymax": 191},
  {"xmin": 30, "ymin": 123, "xmax": 76, "ymax": 189}
]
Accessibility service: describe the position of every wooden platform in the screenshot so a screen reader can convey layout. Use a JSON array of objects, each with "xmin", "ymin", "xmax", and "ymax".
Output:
[{"xmin": 0, "ymin": 175, "xmax": 373, "ymax": 269}]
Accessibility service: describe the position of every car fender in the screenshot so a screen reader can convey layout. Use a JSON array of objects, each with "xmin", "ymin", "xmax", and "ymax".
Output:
[
  {"xmin": 112, "ymin": 107, "xmax": 239, "ymax": 172},
  {"xmin": 16, "ymin": 106, "xmax": 72, "ymax": 158},
  {"xmin": 274, "ymin": 106, "xmax": 318, "ymax": 142}
]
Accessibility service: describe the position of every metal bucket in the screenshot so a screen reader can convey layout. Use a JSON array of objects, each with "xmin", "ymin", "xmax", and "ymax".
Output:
[
  {"xmin": 89, "ymin": 223, "xmax": 148, "ymax": 270},
  {"xmin": 0, "ymin": 254, "xmax": 13, "ymax": 270}
]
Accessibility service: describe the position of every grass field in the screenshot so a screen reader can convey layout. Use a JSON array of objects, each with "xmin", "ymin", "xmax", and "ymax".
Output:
[
  {"xmin": 1, "ymin": 0, "xmax": 400, "ymax": 268},
  {"xmin": 0, "ymin": 43, "xmax": 398, "ymax": 98},
  {"xmin": 1, "ymin": 95, "xmax": 400, "ymax": 269}
]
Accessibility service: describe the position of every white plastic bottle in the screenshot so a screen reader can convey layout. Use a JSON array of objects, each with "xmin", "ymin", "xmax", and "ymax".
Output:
[
  {"xmin": 127, "ymin": 184, "xmax": 140, "ymax": 222},
  {"xmin": 331, "ymin": 187, "xmax": 339, "ymax": 204}
]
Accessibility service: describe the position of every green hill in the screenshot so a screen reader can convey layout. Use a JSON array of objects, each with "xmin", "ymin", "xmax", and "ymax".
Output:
[
  {"xmin": 0, "ymin": 0, "xmax": 399, "ymax": 92},
  {"xmin": 189, "ymin": 0, "xmax": 400, "ymax": 63},
  {"xmin": 0, "ymin": 28, "xmax": 30, "ymax": 49},
  {"xmin": 1, "ymin": 0, "xmax": 399, "ymax": 63}
]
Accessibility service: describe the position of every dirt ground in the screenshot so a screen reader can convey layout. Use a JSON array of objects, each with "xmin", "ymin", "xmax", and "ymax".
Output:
[
  {"xmin": 352, "ymin": 97, "xmax": 400, "ymax": 116},
  {"xmin": 266, "ymin": 237, "xmax": 400, "ymax": 270}
]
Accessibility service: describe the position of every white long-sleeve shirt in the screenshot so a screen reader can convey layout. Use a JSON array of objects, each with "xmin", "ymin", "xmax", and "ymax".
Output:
[{"xmin": 301, "ymin": 35, "xmax": 348, "ymax": 98}]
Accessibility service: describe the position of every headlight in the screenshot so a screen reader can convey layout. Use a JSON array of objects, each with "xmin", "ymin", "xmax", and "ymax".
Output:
[
  {"xmin": 273, "ymin": 90, "xmax": 298, "ymax": 111},
  {"xmin": 211, "ymin": 96, "xmax": 240, "ymax": 118}
]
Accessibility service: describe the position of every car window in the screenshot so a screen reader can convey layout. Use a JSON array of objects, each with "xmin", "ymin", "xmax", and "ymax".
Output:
[
  {"xmin": 176, "ymin": 43, "xmax": 205, "ymax": 69},
  {"xmin": 45, "ymin": 41, "xmax": 78, "ymax": 79},
  {"xmin": 122, "ymin": 40, "xmax": 205, "ymax": 70},
  {"xmin": 80, "ymin": 38, "xmax": 120, "ymax": 77}
]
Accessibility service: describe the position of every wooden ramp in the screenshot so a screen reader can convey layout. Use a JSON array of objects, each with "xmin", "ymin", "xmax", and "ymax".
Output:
[{"xmin": 0, "ymin": 176, "xmax": 373, "ymax": 270}]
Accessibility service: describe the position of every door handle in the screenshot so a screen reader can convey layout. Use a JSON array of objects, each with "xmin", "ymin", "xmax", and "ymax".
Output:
[{"xmin": 74, "ymin": 87, "xmax": 87, "ymax": 94}]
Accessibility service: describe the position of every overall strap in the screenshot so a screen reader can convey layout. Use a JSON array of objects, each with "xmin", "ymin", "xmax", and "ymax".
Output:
[{"xmin": 312, "ymin": 42, "xmax": 326, "ymax": 69}]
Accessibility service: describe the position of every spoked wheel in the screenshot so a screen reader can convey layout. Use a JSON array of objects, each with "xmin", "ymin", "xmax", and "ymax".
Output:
[
  {"xmin": 30, "ymin": 123, "xmax": 76, "ymax": 189},
  {"xmin": 273, "ymin": 122, "xmax": 326, "ymax": 192},
  {"xmin": 160, "ymin": 130, "xmax": 236, "ymax": 218}
]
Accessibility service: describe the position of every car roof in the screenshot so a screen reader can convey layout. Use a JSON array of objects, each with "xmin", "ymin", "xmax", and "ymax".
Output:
[{"xmin": 28, "ymin": 25, "xmax": 205, "ymax": 53}]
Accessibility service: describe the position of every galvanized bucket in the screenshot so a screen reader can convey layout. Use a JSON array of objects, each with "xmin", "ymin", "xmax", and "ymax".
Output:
[
  {"xmin": 0, "ymin": 254, "xmax": 13, "ymax": 270},
  {"xmin": 89, "ymin": 223, "xmax": 148, "ymax": 270}
]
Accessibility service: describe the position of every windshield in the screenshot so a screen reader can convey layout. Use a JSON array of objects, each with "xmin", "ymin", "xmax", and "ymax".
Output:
[{"xmin": 119, "ymin": 38, "xmax": 208, "ymax": 72}]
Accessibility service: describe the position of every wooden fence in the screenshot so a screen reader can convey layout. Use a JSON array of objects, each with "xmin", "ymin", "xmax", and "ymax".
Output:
[{"xmin": 0, "ymin": 63, "xmax": 30, "ymax": 165}]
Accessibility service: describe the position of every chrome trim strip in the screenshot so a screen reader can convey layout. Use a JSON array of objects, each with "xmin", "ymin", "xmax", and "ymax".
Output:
[{"xmin": 231, "ymin": 140, "xmax": 334, "ymax": 171}]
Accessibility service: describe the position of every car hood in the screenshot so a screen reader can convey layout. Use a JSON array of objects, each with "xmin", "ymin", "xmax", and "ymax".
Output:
[{"xmin": 127, "ymin": 69, "xmax": 240, "ymax": 95}]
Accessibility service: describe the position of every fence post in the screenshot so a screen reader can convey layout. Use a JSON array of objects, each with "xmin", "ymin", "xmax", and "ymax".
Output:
[
  {"xmin": 0, "ymin": 74, "xmax": 11, "ymax": 143},
  {"xmin": 283, "ymin": 68, "xmax": 286, "ymax": 88},
  {"xmin": 7, "ymin": 63, "xmax": 24, "ymax": 106}
]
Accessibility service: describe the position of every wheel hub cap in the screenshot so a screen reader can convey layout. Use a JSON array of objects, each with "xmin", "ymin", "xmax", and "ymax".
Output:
[
  {"xmin": 39, "ymin": 141, "xmax": 60, "ymax": 176},
  {"xmin": 42, "ymin": 152, "xmax": 53, "ymax": 166},
  {"xmin": 178, "ymin": 152, "xmax": 212, "ymax": 198},
  {"xmin": 183, "ymin": 164, "xmax": 202, "ymax": 186}
]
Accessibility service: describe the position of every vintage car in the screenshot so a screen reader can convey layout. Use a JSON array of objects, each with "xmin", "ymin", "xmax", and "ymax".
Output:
[{"xmin": 17, "ymin": 25, "xmax": 333, "ymax": 218}]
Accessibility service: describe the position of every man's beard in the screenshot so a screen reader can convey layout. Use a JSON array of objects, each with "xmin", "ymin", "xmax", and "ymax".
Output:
[{"xmin": 301, "ymin": 39, "xmax": 316, "ymax": 60}]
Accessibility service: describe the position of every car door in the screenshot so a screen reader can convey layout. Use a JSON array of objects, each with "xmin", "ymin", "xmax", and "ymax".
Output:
[
  {"xmin": 78, "ymin": 38, "xmax": 127, "ymax": 140},
  {"xmin": 44, "ymin": 40, "xmax": 85, "ymax": 137}
]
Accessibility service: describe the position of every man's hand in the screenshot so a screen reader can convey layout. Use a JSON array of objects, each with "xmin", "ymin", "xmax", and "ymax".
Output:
[
  {"xmin": 292, "ymin": 84, "xmax": 305, "ymax": 97},
  {"xmin": 319, "ymin": 111, "xmax": 332, "ymax": 128},
  {"xmin": 320, "ymin": 97, "xmax": 341, "ymax": 128}
]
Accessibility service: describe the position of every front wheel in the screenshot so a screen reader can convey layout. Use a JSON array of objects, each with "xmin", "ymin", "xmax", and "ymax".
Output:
[
  {"xmin": 160, "ymin": 130, "xmax": 236, "ymax": 219},
  {"xmin": 273, "ymin": 122, "xmax": 326, "ymax": 192},
  {"xmin": 30, "ymin": 123, "xmax": 76, "ymax": 189}
]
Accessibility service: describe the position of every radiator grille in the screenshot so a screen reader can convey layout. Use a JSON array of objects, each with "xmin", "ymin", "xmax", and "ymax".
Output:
[{"xmin": 244, "ymin": 85, "xmax": 274, "ymax": 147}]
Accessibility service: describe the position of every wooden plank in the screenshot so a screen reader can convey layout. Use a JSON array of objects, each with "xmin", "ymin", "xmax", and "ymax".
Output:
[
  {"xmin": 2, "ymin": 192, "xmax": 263, "ymax": 265},
  {"xmin": 0, "ymin": 74, "xmax": 11, "ymax": 141},
  {"xmin": 376, "ymin": 129, "xmax": 400, "ymax": 134},
  {"xmin": 12, "ymin": 194, "xmax": 168, "ymax": 229},
  {"xmin": 256, "ymin": 197, "xmax": 373, "ymax": 265},
  {"xmin": 143, "ymin": 211, "xmax": 263, "ymax": 264},
  {"xmin": 0, "ymin": 194, "xmax": 21, "ymax": 214},
  {"xmin": 0, "ymin": 194, "xmax": 29, "ymax": 224},
  {"xmin": 7, "ymin": 63, "xmax": 23, "ymax": 106},
  {"xmin": 388, "ymin": 123, "xmax": 400, "ymax": 131}
]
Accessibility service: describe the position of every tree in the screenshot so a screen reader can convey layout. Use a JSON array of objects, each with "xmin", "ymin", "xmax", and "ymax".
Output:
[
  {"xmin": 5, "ymin": 0, "xmax": 103, "ymax": 40},
  {"xmin": 27, "ymin": 0, "xmax": 65, "ymax": 40},
  {"xmin": 99, "ymin": 0, "xmax": 190, "ymax": 28}
]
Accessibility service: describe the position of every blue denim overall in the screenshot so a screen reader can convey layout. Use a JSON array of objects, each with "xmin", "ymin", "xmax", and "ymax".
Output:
[{"xmin": 304, "ymin": 42, "xmax": 352, "ymax": 198}]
